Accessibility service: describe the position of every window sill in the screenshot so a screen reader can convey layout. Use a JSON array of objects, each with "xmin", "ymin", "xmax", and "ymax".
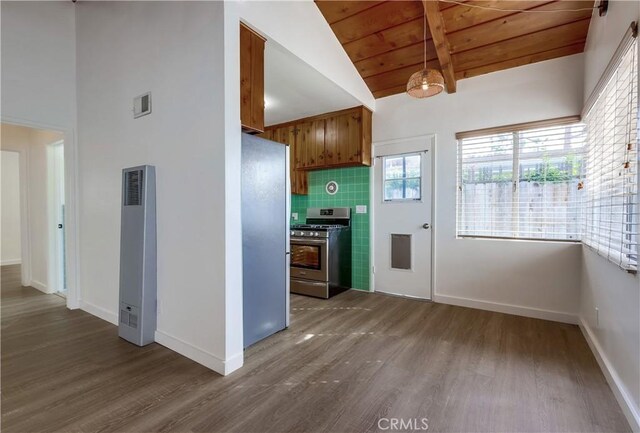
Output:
[{"xmin": 456, "ymin": 235, "xmax": 582, "ymax": 245}]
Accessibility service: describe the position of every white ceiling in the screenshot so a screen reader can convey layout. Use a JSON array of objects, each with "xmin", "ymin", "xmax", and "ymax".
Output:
[{"xmin": 264, "ymin": 40, "xmax": 361, "ymax": 126}]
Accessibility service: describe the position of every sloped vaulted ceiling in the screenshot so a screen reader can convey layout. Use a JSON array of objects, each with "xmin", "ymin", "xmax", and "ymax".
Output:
[{"xmin": 315, "ymin": 0, "xmax": 594, "ymax": 98}]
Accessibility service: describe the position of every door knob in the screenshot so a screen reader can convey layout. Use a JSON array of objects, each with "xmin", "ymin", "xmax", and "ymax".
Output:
[{"xmin": 422, "ymin": 223, "xmax": 430, "ymax": 229}]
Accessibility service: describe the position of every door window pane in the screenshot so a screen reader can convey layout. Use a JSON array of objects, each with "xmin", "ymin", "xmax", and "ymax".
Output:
[{"xmin": 383, "ymin": 154, "xmax": 422, "ymax": 201}]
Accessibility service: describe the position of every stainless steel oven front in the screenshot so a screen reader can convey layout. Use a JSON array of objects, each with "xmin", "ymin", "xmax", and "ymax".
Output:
[{"xmin": 290, "ymin": 236, "xmax": 328, "ymax": 282}]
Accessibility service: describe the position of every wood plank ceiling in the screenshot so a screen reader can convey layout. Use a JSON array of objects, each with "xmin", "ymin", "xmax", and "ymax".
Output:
[{"xmin": 315, "ymin": 0, "xmax": 594, "ymax": 99}]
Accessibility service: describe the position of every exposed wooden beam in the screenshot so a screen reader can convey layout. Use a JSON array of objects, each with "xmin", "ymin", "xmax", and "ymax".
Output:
[{"xmin": 422, "ymin": 0, "xmax": 456, "ymax": 93}]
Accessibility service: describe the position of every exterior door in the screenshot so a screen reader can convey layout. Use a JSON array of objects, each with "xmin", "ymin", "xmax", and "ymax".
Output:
[{"xmin": 373, "ymin": 136, "xmax": 433, "ymax": 299}]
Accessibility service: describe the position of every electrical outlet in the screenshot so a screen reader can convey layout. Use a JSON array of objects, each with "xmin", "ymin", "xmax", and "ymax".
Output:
[
  {"xmin": 595, "ymin": 307, "xmax": 599, "ymax": 327},
  {"xmin": 356, "ymin": 205, "xmax": 367, "ymax": 214},
  {"xmin": 292, "ymin": 213, "xmax": 299, "ymax": 221}
]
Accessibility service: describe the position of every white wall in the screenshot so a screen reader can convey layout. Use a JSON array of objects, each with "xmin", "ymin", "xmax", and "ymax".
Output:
[
  {"xmin": 1, "ymin": 124, "xmax": 63, "ymax": 291},
  {"xmin": 1, "ymin": 150, "xmax": 22, "ymax": 265},
  {"xmin": 1, "ymin": 0, "xmax": 79, "ymax": 307},
  {"xmin": 583, "ymin": 1, "xmax": 640, "ymax": 104},
  {"xmin": 580, "ymin": 2, "xmax": 640, "ymax": 430},
  {"xmin": 76, "ymin": 1, "xmax": 241, "ymax": 375},
  {"xmin": 1, "ymin": 1, "xmax": 76, "ymax": 130},
  {"xmin": 374, "ymin": 54, "xmax": 585, "ymax": 322}
]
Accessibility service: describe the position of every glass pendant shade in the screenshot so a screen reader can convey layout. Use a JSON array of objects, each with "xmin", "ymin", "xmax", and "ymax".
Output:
[{"xmin": 406, "ymin": 68, "xmax": 445, "ymax": 98}]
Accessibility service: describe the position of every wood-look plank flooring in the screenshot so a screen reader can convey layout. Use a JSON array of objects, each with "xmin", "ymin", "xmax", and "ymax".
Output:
[{"xmin": 1, "ymin": 265, "xmax": 630, "ymax": 432}]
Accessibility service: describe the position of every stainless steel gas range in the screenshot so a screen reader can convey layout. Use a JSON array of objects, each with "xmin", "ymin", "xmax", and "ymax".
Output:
[{"xmin": 290, "ymin": 207, "xmax": 352, "ymax": 299}]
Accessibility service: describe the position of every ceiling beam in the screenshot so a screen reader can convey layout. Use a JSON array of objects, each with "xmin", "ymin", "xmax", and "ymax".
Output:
[{"xmin": 422, "ymin": 0, "xmax": 456, "ymax": 93}]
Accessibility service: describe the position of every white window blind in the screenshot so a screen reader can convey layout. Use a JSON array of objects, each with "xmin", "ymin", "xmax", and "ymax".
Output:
[
  {"xmin": 582, "ymin": 33, "xmax": 638, "ymax": 272},
  {"xmin": 457, "ymin": 120, "xmax": 586, "ymax": 241}
]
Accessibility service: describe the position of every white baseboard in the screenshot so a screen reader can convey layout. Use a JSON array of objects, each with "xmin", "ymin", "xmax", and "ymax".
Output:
[
  {"xmin": 155, "ymin": 330, "xmax": 243, "ymax": 376},
  {"xmin": 579, "ymin": 318, "xmax": 640, "ymax": 432},
  {"xmin": 80, "ymin": 301, "xmax": 118, "ymax": 325},
  {"xmin": 30, "ymin": 280, "xmax": 51, "ymax": 294},
  {"xmin": 433, "ymin": 293, "xmax": 578, "ymax": 324},
  {"xmin": 1, "ymin": 259, "xmax": 21, "ymax": 266}
]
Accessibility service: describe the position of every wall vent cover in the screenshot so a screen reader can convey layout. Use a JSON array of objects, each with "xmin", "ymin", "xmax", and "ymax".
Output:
[
  {"xmin": 133, "ymin": 92, "xmax": 152, "ymax": 118},
  {"xmin": 125, "ymin": 170, "xmax": 143, "ymax": 206}
]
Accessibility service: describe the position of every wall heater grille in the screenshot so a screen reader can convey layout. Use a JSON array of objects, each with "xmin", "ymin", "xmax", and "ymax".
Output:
[{"xmin": 118, "ymin": 165, "xmax": 156, "ymax": 346}]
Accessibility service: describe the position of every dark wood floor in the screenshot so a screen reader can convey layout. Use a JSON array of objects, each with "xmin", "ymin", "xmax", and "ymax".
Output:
[{"xmin": 1, "ymin": 264, "xmax": 630, "ymax": 433}]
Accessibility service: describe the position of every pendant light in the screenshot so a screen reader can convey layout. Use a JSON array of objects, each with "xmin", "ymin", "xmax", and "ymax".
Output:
[{"xmin": 406, "ymin": 12, "xmax": 445, "ymax": 98}]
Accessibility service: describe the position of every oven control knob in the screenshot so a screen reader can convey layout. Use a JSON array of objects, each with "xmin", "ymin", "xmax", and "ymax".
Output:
[{"xmin": 314, "ymin": 232, "xmax": 319, "ymax": 237}]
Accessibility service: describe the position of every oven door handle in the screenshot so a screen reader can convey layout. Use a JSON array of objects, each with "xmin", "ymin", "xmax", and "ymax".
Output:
[{"xmin": 290, "ymin": 238, "xmax": 327, "ymax": 245}]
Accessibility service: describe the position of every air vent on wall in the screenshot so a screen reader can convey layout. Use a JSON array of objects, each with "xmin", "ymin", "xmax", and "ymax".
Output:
[
  {"xmin": 133, "ymin": 92, "xmax": 152, "ymax": 118},
  {"xmin": 125, "ymin": 170, "xmax": 143, "ymax": 206}
]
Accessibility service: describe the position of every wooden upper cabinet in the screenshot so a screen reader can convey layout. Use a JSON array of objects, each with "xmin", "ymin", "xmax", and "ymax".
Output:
[
  {"xmin": 240, "ymin": 23, "xmax": 265, "ymax": 134},
  {"xmin": 296, "ymin": 106, "xmax": 372, "ymax": 170},
  {"xmin": 297, "ymin": 120, "xmax": 326, "ymax": 169},
  {"xmin": 259, "ymin": 125, "xmax": 308, "ymax": 195}
]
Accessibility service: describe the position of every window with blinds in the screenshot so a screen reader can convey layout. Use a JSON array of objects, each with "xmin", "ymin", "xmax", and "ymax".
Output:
[
  {"xmin": 457, "ymin": 120, "xmax": 586, "ymax": 241},
  {"xmin": 582, "ymin": 34, "xmax": 638, "ymax": 272}
]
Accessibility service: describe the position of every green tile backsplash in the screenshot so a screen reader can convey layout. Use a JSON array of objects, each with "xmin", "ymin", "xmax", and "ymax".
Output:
[{"xmin": 291, "ymin": 166, "xmax": 370, "ymax": 291}]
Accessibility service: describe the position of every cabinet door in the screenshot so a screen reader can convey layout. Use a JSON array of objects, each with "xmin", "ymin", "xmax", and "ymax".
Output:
[
  {"xmin": 273, "ymin": 126, "xmax": 297, "ymax": 193},
  {"xmin": 256, "ymin": 129, "xmax": 273, "ymax": 140},
  {"xmin": 240, "ymin": 24, "xmax": 265, "ymax": 133},
  {"xmin": 267, "ymin": 126, "xmax": 308, "ymax": 195},
  {"xmin": 325, "ymin": 110, "xmax": 362, "ymax": 166},
  {"xmin": 296, "ymin": 120, "xmax": 325, "ymax": 169}
]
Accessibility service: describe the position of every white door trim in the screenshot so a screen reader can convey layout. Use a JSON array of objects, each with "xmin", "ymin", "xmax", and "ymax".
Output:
[
  {"xmin": 370, "ymin": 134, "xmax": 437, "ymax": 300},
  {"xmin": 1, "ymin": 116, "xmax": 81, "ymax": 310},
  {"xmin": 47, "ymin": 140, "xmax": 65, "ymax": 294}
]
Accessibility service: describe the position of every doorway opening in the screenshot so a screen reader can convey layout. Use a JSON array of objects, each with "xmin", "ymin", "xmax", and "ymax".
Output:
[
  {"xmin": 1, "ymin": 123, "xmax": 67, "ymax": 296},
  {"xmin": 1, "ymin": 150, "xmax": 22, "ymax": 268}
]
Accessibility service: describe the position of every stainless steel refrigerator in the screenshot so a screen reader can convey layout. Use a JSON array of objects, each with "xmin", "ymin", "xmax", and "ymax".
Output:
[{"xmin": 241, "ymin": 133, "xmax": 290, "ymax": 348}]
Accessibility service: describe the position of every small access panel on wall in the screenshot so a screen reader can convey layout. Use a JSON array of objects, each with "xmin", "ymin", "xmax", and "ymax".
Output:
[{"xmin": 119, "ymin": 165, "xmax": 157, "ymax": 346}]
